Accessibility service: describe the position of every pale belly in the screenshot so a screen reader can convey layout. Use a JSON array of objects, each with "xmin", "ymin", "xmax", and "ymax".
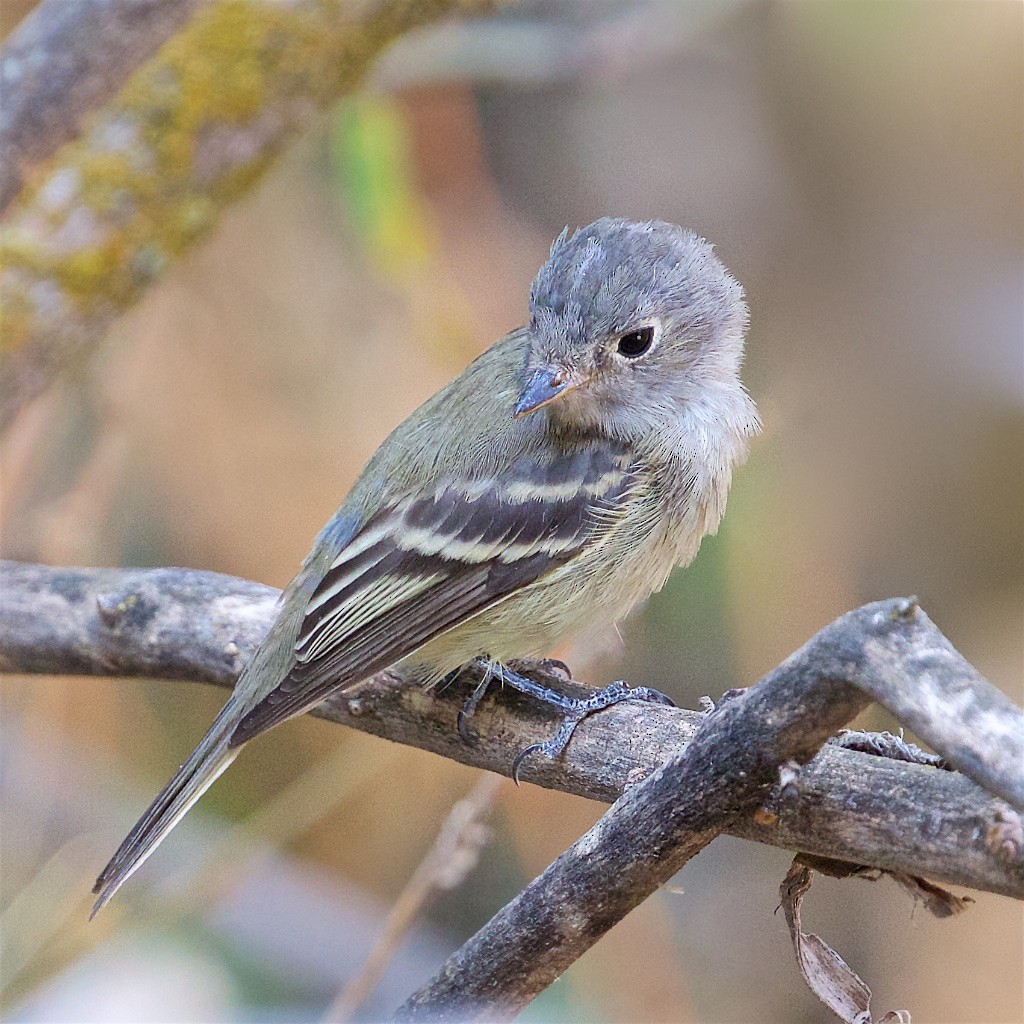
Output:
[{"xmin": 401, "ymin": 502, "xmax": 707, "ymax": 683}]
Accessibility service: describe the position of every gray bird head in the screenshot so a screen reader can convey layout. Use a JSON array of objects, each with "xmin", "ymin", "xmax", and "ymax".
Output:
[{"xmin": 515, "ymin": 218, "xmax": 759, "ymax": 453}]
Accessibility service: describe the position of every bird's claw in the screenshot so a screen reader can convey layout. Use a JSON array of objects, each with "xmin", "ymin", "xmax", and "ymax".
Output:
[
  {"xmin": 510, "ymin": 680, "xmax": 673, "ymax": 781},
  {"xmin": 538, "ymin": 658, "xmax": 573, "ymax": 680},
  {"xmin": 455, "ymin": 666, "xmax": 674, "ymax": 782}
]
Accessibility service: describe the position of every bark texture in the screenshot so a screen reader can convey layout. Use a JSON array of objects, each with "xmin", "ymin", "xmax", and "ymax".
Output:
[
  {"xmin": 0, "ymin": 0, "xmax": 200, "ymax": 213},
  {"xmin": 393, "ymin": 598, "xmax": 1022, "ymax": 1019},
  {"xmin": 0, "ymin": 0, "xmax": 496, "ymax": 430},
  {"xmin": 2, "ymin": 561, "xmax": 1021, "ymax": 903}
]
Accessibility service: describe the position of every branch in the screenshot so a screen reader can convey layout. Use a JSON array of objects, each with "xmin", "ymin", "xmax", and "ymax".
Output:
[
  {"xmin": 0, "ymin": 0, "xmax": 200, "ymax": 214},
  {"xmin": 0, "ymin": 0, "xmax": 496, "ymax": 431},
  {"xmin": 392, "ymin": 606, "xmax": 871, "ymax": 1019},
  {"xmin": 1, "ymin": 560, "xmax": 1021, "ymax": 905},
  {"xmin": 393, "ymin": 599, "xmax": 1023, "ymax": 1021}
]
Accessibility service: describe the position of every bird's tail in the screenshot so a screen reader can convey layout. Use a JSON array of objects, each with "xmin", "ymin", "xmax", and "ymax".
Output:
[{"xmin": 90, "ymin": 702, "xmax": 242, "ymax": 918}]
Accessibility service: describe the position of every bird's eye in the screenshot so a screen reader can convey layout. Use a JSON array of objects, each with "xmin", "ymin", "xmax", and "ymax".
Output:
[{"xmin": 616, "ymin": 326, "xmax": 655, "ymax": 359}]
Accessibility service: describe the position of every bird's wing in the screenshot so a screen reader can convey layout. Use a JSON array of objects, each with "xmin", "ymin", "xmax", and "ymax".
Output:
[{"xmin": 228, "ymin": 443, "xmax": 636, "ymax": 746}]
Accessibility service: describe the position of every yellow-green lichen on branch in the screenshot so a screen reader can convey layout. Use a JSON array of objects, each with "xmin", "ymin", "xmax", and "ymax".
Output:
[{"xmin": 0, "ymin": 0, "xmax": 497, "ymax": 427}]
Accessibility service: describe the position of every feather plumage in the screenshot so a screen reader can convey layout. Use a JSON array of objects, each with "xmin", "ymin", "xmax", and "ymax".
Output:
[
  {"xmin": 229, "ymin": 446, "xmax": 635, "ymax": 744},
  {"xmin": 91, "ymin": 217, "xmax": 759, "ymax": 915}
]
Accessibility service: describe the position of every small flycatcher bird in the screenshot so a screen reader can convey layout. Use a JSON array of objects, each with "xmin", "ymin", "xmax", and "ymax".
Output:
[{"xmin": 92, "ymin": 217, "xmax": 760, "ymax": 914}]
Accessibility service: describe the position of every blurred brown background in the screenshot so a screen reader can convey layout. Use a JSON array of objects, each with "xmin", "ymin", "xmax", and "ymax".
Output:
[{"xmin": 1, "ymin": 1, "xmax": 1022, "ymax": 1021}]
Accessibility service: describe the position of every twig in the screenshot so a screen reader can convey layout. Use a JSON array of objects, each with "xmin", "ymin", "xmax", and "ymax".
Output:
[
  {"xmin": 392, "ymin": 599, "xmax": 1020, "ymax": 1019},
  {"xmin": 1, "ymin": 561, "xmax": 1021, "ymax": 904},
  {"xmin": 323, "ymin": 774, "xmax": 505, "ymax": 1024}
]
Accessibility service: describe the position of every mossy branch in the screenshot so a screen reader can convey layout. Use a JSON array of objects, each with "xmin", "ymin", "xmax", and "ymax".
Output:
[
  {"xmin": 0, "ymin": 0, "xmax": 497, "ymax": 431},
  {"xmin": 0, "ymin": 0, "xmax": 201, "ymax": 214}
]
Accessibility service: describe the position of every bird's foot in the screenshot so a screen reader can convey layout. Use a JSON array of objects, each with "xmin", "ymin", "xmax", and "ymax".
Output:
[
  {"xmin": 537, "ymin": 658, "xmax": 573, "ymax": 680},
  {"xmin": 456, "ymin": 659, "xmax": 502, "ymax": 741},
  {"xmin": 457, "ymin": 660, "xmax": 673, "ymax": 783}
]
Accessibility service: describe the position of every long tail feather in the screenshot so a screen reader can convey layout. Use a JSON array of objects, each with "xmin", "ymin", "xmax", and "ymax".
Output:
[{"xmin": 91, "ymin": 703, "xmax": 242, "ymax": 917}]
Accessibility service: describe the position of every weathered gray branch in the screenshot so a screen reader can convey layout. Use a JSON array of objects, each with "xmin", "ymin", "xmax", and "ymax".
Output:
[
  {"xmin": 397, "ymin": 594, "xmax": 1024, "ymax": 1021},
  {"xmin": 394, "ymin": 597, "xmax": 1023, "ymax": 1020},
  {"xmin": 1, "ymin": 560, "xmax": 1021, "ymax": 906},
  {"xmin": 394, "ymin": 605, "xmax": 886, "ymax": 1020}
]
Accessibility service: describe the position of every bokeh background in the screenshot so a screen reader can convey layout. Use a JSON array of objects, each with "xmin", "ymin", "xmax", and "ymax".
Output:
[{"xmin": 2, "ymin": 1, "xmax": 1022, "ymax": 1021}]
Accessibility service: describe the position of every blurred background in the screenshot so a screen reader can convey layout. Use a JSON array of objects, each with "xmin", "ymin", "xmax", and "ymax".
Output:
[{"xmin": 1, "ymin": 1, "xmax": 1022, "ymax": 1021}]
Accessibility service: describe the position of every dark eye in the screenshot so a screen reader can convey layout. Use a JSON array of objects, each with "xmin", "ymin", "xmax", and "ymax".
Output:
[{"xmin": 616, "ymin": 326, "xmax": 655, "ymax": 358}]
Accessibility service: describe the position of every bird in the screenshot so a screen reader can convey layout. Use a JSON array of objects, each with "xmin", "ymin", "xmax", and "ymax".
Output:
[{"xmin": 91, "ymin": 217, "xmax": 760, "ymax": 916}]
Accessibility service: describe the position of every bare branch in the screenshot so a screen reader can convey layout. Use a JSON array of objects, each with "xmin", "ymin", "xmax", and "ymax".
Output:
[
  {"xmin": 392, "ymin": 599, "xmax": 1022, "ymax": 1020},
  {"xmin": 1, "ymin": 560, "xmax": 1021, "ymax": 906},
  {"xmin": 0, "ymin": 0, "xmax": 496, "ymax": 431}
]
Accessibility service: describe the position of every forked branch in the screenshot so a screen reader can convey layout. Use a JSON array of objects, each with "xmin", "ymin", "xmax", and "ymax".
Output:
[
  {"xmin": 1, "ymin": 560, "xmax": 1020, "ymax": 905},
  {"xmin": 394, "ymin": 598, "xmax": 1023, "ymax": 1020},
  {"xmin": 2, "ymin": 561, "xmax": 1022, "ymax": 1020}
]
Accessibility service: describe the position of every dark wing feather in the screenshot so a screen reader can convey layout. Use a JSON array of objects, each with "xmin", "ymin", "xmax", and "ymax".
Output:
[{"xmin": 228, "ymin": 445, "xmax": 633, "ymax": 747}]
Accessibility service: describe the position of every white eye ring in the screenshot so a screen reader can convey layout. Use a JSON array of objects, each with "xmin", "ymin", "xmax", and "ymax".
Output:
[{"xmin": 615, "ymin": 320, "xmax": 661, "ymax": 359}]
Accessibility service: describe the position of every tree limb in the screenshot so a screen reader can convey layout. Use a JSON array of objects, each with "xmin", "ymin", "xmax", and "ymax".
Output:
[
  {"xmin": 1, "ymin": 560, "xmax": 1021, "ymax": 905},
  {"xmin": 0, "ymin": 0, "xmax": 497, "ymax": 431},
  {"xmin": 0, "ymin": 0, "xmax": 201, "ymax": 214},
  {"xmin": 393, "ymin": 604, "xmax": 878, "ymax": 1019},
  {"xmin": 393, "ymin": 598, "xmax": 1023, "ymax": 1020}
]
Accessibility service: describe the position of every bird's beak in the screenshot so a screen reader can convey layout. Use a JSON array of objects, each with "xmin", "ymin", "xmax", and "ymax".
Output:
[{"xmin": 513, "ymin": 366, "xmax": 585, "ymax": 418}]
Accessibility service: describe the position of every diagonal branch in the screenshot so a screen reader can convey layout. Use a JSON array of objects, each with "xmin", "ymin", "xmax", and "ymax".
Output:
[
  {"xmin": 1, "ymin": 560, "xmax": 1021, "ymax": 905},
  {"xmin": 0, "ymin": 0, "xmax": 200, "ymax": 214},
  {"xmin": 0, "ymin": 0, "xmax": 497, "ymax": 431},
  {"xmin": 394, "ymin": 598, "xmax": 1023, "ymax": 1020}
]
